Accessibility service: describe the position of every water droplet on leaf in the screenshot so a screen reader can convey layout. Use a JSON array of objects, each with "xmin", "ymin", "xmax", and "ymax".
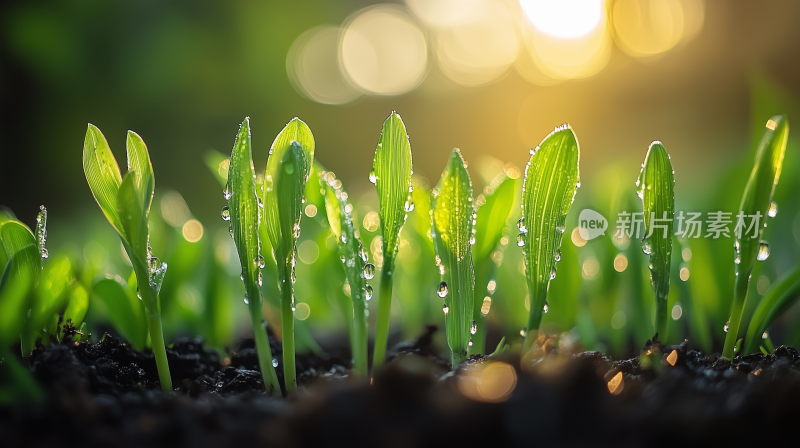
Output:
[
  {"xmin": 757, "ymin": 241, "xmax": 770, "ymax": 261},
  {"xmin": 437, "ymin": 282, "xmax": 448, "ymax": 298}
]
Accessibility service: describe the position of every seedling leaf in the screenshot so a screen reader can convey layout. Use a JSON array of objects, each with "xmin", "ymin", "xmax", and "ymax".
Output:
[
  {"xmin": 520, "ymin": 125, "xmax": 580, "ymax": 346},
  {"xmin": 723, "ymin": 116, "xmax": 789, "ymax": 360},
  {"xmin": 319, "ymin": 166, "xmax": 369, "ymax": 377},
  {"xmin": 126, "ymin": 131, "xmax": 155, "ymax": 215},
  {"xmin": 743, "ymin": 266, "xmax": 800, "ymax": 355},
  {"xmin": 83, "ymin": 125, "xmax": 123, "ymax": 234},
  {"xmin": 432, "ymin": 149, "xmax": 475, "ymax": 366},
  {"xmin": 473, "ymin": 175, "xmax": 516, "ymax": 262},
  {"xmin": 93, "ymin": 277, "xmax": 149, "ymax": 350},
  {"xmin": 637, "ymin": 142, "xmax": 675, "ymax": 338}
]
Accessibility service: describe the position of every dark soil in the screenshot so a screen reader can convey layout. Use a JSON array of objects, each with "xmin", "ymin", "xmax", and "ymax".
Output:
[{"xmin": 2, "ymin": 329, "xmax": 800, "ymax": 447}]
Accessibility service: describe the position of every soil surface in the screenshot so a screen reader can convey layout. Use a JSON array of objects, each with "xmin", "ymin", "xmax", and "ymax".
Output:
[{"xmin": 2, "ymin": 329, "xmax": 800, "ymax": 447}]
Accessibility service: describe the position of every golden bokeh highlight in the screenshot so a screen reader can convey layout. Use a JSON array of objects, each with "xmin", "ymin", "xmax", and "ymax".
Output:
[
  {"xmin": 341, "ymin": 5, "xmax": 428, "ymax": 95},
  {"xmin": 295, "ymin": 302, "xmax": 311, "ymax": 321},
  {"xmin": 304, "ymin": 204, "xmax": 317, "ymax": 218},
  {"xmin": 182, "ymin": 219, "xmax": 204, "ymax": 243},
  {"xmin": 161, "ymin": 191, "xmax": 191, "ymax": 227},
  {"xmin": 571, "ymin": 227, "xmax": 587, "ymax": 247},
  {"xmin": 363, "ymin": 211, "xmax": 380, "ymax": 232},
  {"xmin": 613, "ymin": 253, "xmax": 628, "ymax": 272},
  {"xmin": 457, "ymin": 361, "xmax": 518, "ymax": 403},
  {"xmin": 680, "ymin": 265, "xmax": 690, "ymax": 281},
  {"xmin": 666, "ymin": 349, "xmax": 678, "ymax": 366},
  {"xmin": 298, "ymin": 240, "xmax": 320, "ymax": 264},
  {"xmin": 520, "ymin": 0, "xmax": 604, "ymax": 39},
  {"xmin": 435, "ymin": 1, "xmax": 518, "ymax": 86},
  {"xmin": 582, "ymin": 256, "xmax": 600, "ymax": 279},
  {"xmin": 481, "ymin": 296, "xmax": 492, "ymax": 315},
  {"xmin": 607, "ymin": 371, "xmax": 624, "ymax": 395},
  {"xmin": 672, "ymin": 303, "xmax": 683, "ymax": 320},
  {"xmin": 405, "ymin": 0, "xmax": 485, "ymax": 28},
  {"xmin": 612, "ymin": 0, "xmax": 705, "ymax": 58},
  {"xmin": 287, "ymin": 26, "xmax": 361, "ymax": 105}
]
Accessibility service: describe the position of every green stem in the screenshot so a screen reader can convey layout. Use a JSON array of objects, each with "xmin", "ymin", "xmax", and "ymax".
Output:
[
  {"xmin": 722, "ymin": 274, "xmax": 750, "ymax": 361},
  {"xmin": 655, "ymin": 293, "xmax": 668, "ymax": 341},
  {"xmin": 371, "ymin": 260, "xmax": 394, "ymax": 372},
  {"xmin": 352, "ymin": 298, "xmax": 368, "ymax": 378},
  {"xmin": 249, "ymin": 304, "xmax": 281, "ymax": 395},
  {"xmin": 146, "ymin": 312, "xmax": 173, "ymax": 392},
  {"xmin": 523, "ymin": 283, "xmax": 547, "ymax": 353},
  {"xmin": 470, "ymin": 260, "xmax": 495, "ymax": 355},
  {"xmin": 280, "ymin": 275, "xmax": 296, "ymax": 393}
]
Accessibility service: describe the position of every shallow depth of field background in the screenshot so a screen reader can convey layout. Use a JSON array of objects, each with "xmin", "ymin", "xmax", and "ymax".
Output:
[{"xmin": 2, "ymin": 0, "xmax": 800, "ymax": 357}]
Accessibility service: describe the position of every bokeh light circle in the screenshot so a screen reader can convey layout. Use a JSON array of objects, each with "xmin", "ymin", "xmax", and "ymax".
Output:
[
  {"xmin": 405, "ymin": 0, "xmax": 486, "ymax": 28},
  {"xmin": 287, "ymin": 26, "xmax": 361, "ymax": 105},
  {"xmin": 612, "ymin": 0, "xmax": 705, "ymax": 58},
  {"xmin": 520, "ymin": 0, "xmax": 604, "ymax": 39},
  {"xmin": 435, "ymin": 1, "xmax": 519, "ymax": 86},
  {"xmin": 340, "ymin": 5, "xmax": 428, "ymax": 95}
]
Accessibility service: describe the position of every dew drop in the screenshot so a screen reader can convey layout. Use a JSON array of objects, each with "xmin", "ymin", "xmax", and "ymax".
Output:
[
  {"xmin": 555, "ymin": 225, "xmax": 566, "ymax": 234},
  {"xmin": 243, "ymin": 296, "xmax": 249, "ymax": 305},
  {"xmin": 256, "ymin": 254, "xmax": 266, "ymax": 269},
  {"xmin": 293, "ymin": 223, "xmax": 301, "ymax": 239},
  {"xmin": 437, "ymin": 282, "xmax": 448, "ymax": 298},
  {"xmin": 520, "ymin": 328, "xmax": 527, "ymax": 337},
  {"xmin": 221, "ymin": 205, "xmax": 231, "ymax": 221},
  {"xmin": 723, "ymin": 320, "xmax": 730, "ymax": 333},
  {"xmin": 517, "ymin": 217, "xmax": 527, "ymax": 233},
  {"xmin": 148, "ymin": 257, "xmax": 160, "ymax": 274},
  {"xmin": 359, "ymin": 245, "xmax": 369, "ymax": 262},
  {"xmin": 405, "ymin": 200, "xmax": 415, "ymax": 212},
  {"xmin": 470, "ymin": 320, "xmax": 477, "ymax": 335},
  {"xmin": 762, "ymin": 331, "xmax": 769, "ymax": 339},
  {"xmin": 757, "ymin": 241, "xmax": 770, "ymax": 261},
  {"xmin": 365, "ymin": 284, "xmax": 373, "ymax": 301},
  {"xmin": 368, "ymin": 169, "xmax": 377, "ymax": 184},
  {"xmin": 733, "ymin": 240, "xmax": 740, "ymax": 251},
  {"xmin": 362, "ymin": 263, "xmax": 375, "ymax": 280},
  {"xmin": 549, "ymin": 266, "xmax": 557, "ymax": 280},
  {"xmin": 257, "ymin": 271, "xmax": 263, "ymax": 287},
  {"xmin": 272, "ymin": 358, "xmax": 279, "ymax": 368},
  {"xmin": 517, "ymin": 233, "xmax": 525, "ymax": 247},
  {"xmin": 768, "ymin": 201, "xmax": 778, "ymax": 218},
  {"xmin": 554, "ymin": 250, "xmax": 562, "ymax": 262},
  {"xmin": 734, "ymin": 254, "xmax": 741, "ymax": 265},
  {"xmin": 223, "ymin": 185, "xmax": 233, "ymax": 200},
  {"xmin": 468, "ymin": 338, "xmax": 473, "ymax": 347},
  {"xmin": 442, "ymin": 304, "xmax": 449, "ymax": 314},
  {"xmin": 642, "ymin": 242, "xmax": 652, "ymax": 255},
  {"xmin": 469, "ymin": 235, "xmax": 476, "ymax": 245}
]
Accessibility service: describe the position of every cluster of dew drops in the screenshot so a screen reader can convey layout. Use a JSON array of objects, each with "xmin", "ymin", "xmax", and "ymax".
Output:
[{"xmin": 36, "ymin": 205, "xmax": 49, "ymax": 260}]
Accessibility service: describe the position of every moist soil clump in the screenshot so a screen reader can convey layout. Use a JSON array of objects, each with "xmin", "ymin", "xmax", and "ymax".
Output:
[{"xmin": 2, "ymin": 330, "xmax": 800, "ymax": 447}]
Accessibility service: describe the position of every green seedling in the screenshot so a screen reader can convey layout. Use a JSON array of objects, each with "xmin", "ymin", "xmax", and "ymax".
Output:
[
  {"xmin": 82, "ymin": 125, "xmax": 172, "ymax": 392},
  {"xmin": 470, "ymin": 173, "xmax": 516, "ymax": 355},
  {"xmin": 637, "ymin": 141, "xmax": 675, "ymax": 340},
  {"xmin": 370, "ymin": 112, "xmax": 414, "ymax": 371},
  {"xmin": 262, "ymin": 118, "xmax": 314, "ymax": 393},
  {"xmin": 519, "ymin": 124, "xmax": 580, "ymax": 352},
  {"xmin": 743, "ymin": 266, "xmax": 800, "ymax": 355},
  {"xmin": 92, "ymin": 274, "xmax": 149, "ymax": 350},
  {"xmin": 223, "ymin": 118, "xmax": 281, "ymax": 394},
  {"xmin": 722, "ymin": 116, "xmax": 789, "ymax": 361},
  {"xmin": 432, "ymin": 149, "xmax": 476, "ymax": 367},
  {"xmin": 319, "ymin": 167, "xmax": 371, "ymax": 377}
]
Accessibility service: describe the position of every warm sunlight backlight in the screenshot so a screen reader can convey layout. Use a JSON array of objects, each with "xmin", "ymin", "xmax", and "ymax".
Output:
[
  {"xmin": 614, "ymin": 253, "xmax": 628, "ymax": 272},
  {"xmin": 458, "ymin": 361, "xmax": 517, "ymax": 403},
  {"xmin": 287, "ymin": 27, "xmax": 361, "ymax": 105},
  {"xmin": 607, "ymin": 371, "xmax": 624, "ymax": 395},
  {"xmin": 520, "ymin": 0, "xmax": 604, "ymax": 39},
  {"xmin": 295, "ymin": 302, "xmax": 311, "ymax": 321},
  {"xmin": 341, "ymin": 5, "xmax": 428, "ymax": 95}
]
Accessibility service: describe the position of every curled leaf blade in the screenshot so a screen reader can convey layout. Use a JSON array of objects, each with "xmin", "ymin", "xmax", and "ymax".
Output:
[
  {"xmin": 83, "ymin": 124, "xmax": 123, "ymax": 234},
  {"xmin": 744, "ymin": 267, "xmax": 800, "ymax": 355},
  {"xmin": 126, "ymin": 131, "xmax": 155, "ymax": 214}
]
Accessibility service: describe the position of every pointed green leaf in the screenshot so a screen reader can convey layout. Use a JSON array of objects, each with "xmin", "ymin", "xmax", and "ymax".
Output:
[
  {"xmin": 432, "ymin": 149, "xmax": 475, "ymax": 366},
  {"xmin": 734, "ymin": 116, "xmax": 788, "ymax": 277},
  {"xmin": 474, "ymin": 175, "xmax": 517, "ymax": 262},
  {"xmin": 63, "ymin": 283, "xmax": 89, "ymax": 330},
  {"xmin": 126, "ymin": 131, "xmax": 156, "ymax": 215},
  {"xmin": 373, "ymin": 112, "xmax": 413, "ymax": 262},
  {"xmin": 744, "ymin": 266, "xmax": 800, "ymax": 355},
  {"xmin": 520, "ymin": 125, "xmax": 580, "ymax": 337},
  {"xmin": 319, "ymin": 166, "xmax": 369, "ymax": 377},
  {"xmin": 93, "ymin": 276, "xmax": 149, "ymax": 350},
  {"xmin": 0, "ymin": 220, "xmax": 40, "ymax": 285},
  {"xmin": 83, "ymin": 124, "xmax": 123, "ymax": 234},
  {"xmin": 274, "ymin": 143, "xmax": 307, "ymax": 268},
  {"xmin": 637, "ymin": 141, "xmax": 675, "ymax": 338},
  {"xmin": 0, "ymin": 263, "xmax": 31, "ymax": 343},
  {"xmin": 117, "ymin": 172, "xmax": 147, "ymax": 259}
]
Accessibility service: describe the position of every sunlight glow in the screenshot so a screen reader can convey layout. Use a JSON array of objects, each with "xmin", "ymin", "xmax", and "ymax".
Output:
[{"xmin": 520, "ymin": 0, "xmax": 604, "ymax": 39}]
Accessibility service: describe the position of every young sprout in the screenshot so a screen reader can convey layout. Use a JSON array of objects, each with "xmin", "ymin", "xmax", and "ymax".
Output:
[
  {"xmin": 370, "ymin": 112, "xmax": 413, "ymax": 371},
  {"xmin": 224, "ymin": 118, "xmax": 281, "ymax": 394},
  {"xmin": 1, "ymin": 217, "xmax": 43, "ymax": 356},
  {"xmin": 743, "ymin": 266, "xmax": 800, "ymax": 355},
  {"xmin": 722, "ymin": 116, "xmax": 789, "ymax": 360},
  {"xmin": 82, "ymin": 125, "xmax": 173, "ymax": 392},
  {"xmin": 470, "ymin": 172, "xmax": 517, "ymax": 355},
  {"xmin": 637, "ymin": 141, "xmax": 675, "ymax": 340},
  {"xmin": 262, "ymin": 118, "xmax": 315, "ymax": 393},
  {"xmin": 432, "ymin": 149, "xmax": 475, "ymax": 367},
  {"xmin": 319, "ymin": 167, "xmax": 370, "ymax": 377},
  {"xmin": 519, "ymin": 124, "xmax": 580, "ymax": 352}
]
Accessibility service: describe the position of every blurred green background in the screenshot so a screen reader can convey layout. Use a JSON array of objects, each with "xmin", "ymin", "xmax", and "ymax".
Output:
[{"xmin": 2, "ymin": 0, "xmax": 800, "ymax": 357}]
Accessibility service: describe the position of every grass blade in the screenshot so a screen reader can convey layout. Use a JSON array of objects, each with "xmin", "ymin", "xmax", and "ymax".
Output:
[
  {"xmin": 225, "ymin": 117, "xmax": 281, "ymax": 395},
  {"xmin": 319, "ymin": 166, "xmax": 370, "ymax": 377},
  {"xmin": 471, "ymin": 173, "xmax": 517, "ymax": 354},
  {"xmin": 93, "ymin": 276, "xmax": 149, "ymax": 350},
  {"xmin": 371, "ymin": 111, "xmax": 413, "ymax": 370},
  {"xmin": 520, "ymin": 124, "xmax": 580, "ymax": 351},
  {"xmin": 637, "ymin": 141, "xmax": 675, "ymax": 339},
  {"xmin": 722, "ymin": 116, "xmax": 789, "ymax": 360},
  {"xmin": 432, "ymin": 149, "xmax": 475, "ymax": 366},
  {"xmin": 83, "ymin": 124, "xmax": 123, "ymax": 234},
  {"xmin": 743, "ymin": 266, "xmax": 800, "ymax": 355}
]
